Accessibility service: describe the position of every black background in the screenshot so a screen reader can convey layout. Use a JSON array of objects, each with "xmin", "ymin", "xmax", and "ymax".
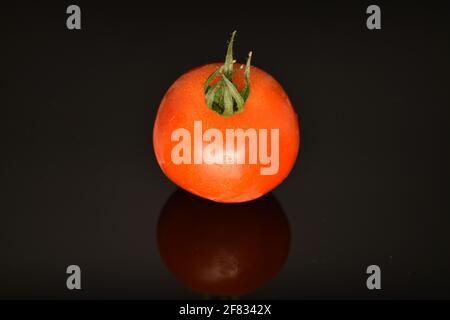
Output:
[{"xmin": 1, "ymin": 1, "xmax": 449, "ymax": 299}]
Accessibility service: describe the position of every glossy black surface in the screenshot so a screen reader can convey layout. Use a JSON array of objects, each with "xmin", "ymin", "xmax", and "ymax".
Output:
[{"xmin": 1, "ymin": 1, "xmax": 449, "ymax": 299}]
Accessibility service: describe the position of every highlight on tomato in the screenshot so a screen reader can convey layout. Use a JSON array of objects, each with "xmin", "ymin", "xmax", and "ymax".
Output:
[
  {"xmin": 153, "ymin": 31, "xmax": 300, "ymax": 202},
  {"xmin": 157, "ymin": 189, "xmax": 290, "ymax": 297}
]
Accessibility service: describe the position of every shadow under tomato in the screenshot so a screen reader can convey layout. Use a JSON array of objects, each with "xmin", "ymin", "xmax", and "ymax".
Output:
[{"xmin": 157, "ymin": 189, "xmax": 291, "ymax": 298}]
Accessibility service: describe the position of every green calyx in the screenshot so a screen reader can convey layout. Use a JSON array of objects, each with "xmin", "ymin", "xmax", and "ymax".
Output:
[{"xmin": 204, "ymin": 31, "xmax": 253, "ymax": 117}]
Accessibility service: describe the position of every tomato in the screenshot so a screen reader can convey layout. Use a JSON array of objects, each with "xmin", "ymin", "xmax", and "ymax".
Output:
[
  {"xmin": 157, "ymin": 189, "xmax": 290, "ymax": 297},
  {"xmin": 153, "ymin": 32, "xmax": 300, "ymax": 202}
]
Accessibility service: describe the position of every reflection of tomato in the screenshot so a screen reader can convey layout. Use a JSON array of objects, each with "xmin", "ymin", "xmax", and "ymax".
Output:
[
  {"xmin": 157, "ymin": 189, "xmax": 290, "ymax": 297},
  {"xmin": 153, "ymin": 32, "xmax": 300, "ymax": 203}
]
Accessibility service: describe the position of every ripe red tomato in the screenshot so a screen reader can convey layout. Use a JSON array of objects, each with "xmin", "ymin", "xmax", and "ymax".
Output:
[
  {"xmin": 157, "ymin": 189, "xmax": 290, "ymax": 297},
  {"xmin": 153, "ymin": 32, "xmax": 300, "ymax": 202}
]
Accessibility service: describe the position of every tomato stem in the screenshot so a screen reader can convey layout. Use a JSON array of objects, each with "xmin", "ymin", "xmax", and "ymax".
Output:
[{"xmin": 204, "ymin": 31, "xmax": 252, "ymax": 117}]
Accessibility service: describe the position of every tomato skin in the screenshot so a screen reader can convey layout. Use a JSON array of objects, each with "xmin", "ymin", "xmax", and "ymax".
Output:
[
  {"xmin": 157, "ymin": 189, "xmax": 290, "ymax": 297},
  {"xmin": 153, "ymin": 64, "xmax": 300, "ymax": 203}
]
